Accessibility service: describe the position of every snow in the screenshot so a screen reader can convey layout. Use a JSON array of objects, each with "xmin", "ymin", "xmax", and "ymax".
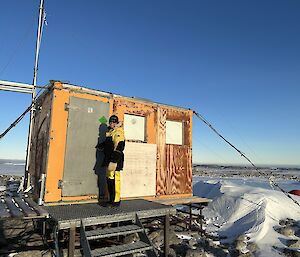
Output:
[{"xmin": 193, "ymin": 176, "xmax": 300, "ymax": 256}]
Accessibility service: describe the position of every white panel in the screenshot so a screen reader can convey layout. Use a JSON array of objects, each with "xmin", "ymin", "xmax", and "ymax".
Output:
[
  {"xmin": 124, "ymin": 114, "xmax": 145, "ymax": 141},
  {"xmin": 121, "ymin": 142, "xmax": 156, "ymax": 198},
  {"xmin": 166, "ymin": 120, "xmax": 183, "ymax": 145}
]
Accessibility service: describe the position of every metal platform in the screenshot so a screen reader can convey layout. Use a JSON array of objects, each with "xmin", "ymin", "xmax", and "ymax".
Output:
[
  {"xmin": 45, "ymin": 199, "xmax": 175, "ymax": 229},
  {"xmin": 153, "ymin": 195, "xmax": 211, "ymax": 206},
  {"xmin": 0, "ymin": 195, "xmax": 49, "ymax": 220}
]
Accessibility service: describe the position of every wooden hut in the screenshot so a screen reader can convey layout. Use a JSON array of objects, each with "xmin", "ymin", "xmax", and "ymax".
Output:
[{"xmin": 28, "ymin": 81, "xmax": 193, "ymax": 205}]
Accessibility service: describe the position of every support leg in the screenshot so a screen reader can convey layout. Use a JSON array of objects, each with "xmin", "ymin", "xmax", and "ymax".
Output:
[
  {"xmin": 199, "ymin": 205, "xmax": 204, "ymax": 236},
  {"xmin": 164, "ymin": 213, "xmax": 170, "ymax": 257},
  {"xmin": 53, "ymin": 224, "xmax": 60, "ymax": 257},
  {"xmin": 189, "ymin": 204, "xmax": 192, "ymax": 230},
  {"xmin": 68, "ymin": 223, "xmax": 76, "ymax": 257}
]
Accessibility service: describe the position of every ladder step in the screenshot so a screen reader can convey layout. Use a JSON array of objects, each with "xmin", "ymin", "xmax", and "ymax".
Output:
[
  {"xmin": 86, "ymin": 224, "xmax": 143, "ymax": 240},
  {"xmin": 91, "ymin": 241, "xmax": 153, "ymax": 257}
]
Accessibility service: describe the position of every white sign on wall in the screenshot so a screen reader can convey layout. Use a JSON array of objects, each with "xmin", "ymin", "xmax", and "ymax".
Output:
[
  {"xmin": 121, "ymin": 142, "xmax": 156, "ymax": 198},
  {"xmin": 124, "ymin": 114, "xmax": 145, "ymax": 141},
  {"xmin": 166, "ymin": 120, "xmax": 183, "ymax": 145}
]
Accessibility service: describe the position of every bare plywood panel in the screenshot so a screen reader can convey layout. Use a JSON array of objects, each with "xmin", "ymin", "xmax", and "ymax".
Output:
[
  {"xmin": 156, "ymin": 108, "xmax": 167, "ymax": 196},
  {"xmin": 166, "ymin": 145, "xmax": 192, "ymax": 195},
  {"xmin": 156, "ymin": 106, "xmax": 193, "ymax": 196},
  {"xmin": 121, "ymin": 142, "xmax": 157, "ymax": 198}
]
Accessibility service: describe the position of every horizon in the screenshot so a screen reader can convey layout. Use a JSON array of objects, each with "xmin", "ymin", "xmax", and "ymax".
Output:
[{"xmin": 1, "ymin": 158, "xmax": 300, "ymax": 169}]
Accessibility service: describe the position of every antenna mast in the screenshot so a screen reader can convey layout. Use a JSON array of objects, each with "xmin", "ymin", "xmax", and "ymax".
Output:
[{"xmin": 24, "ymin": 0, "xmax": 45, "ymax": 188}]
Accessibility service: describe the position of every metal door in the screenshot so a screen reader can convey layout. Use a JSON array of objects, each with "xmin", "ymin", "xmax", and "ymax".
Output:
[{"xmin": 62, "ymin": 97, "xmax": 109, "ymax": 196}]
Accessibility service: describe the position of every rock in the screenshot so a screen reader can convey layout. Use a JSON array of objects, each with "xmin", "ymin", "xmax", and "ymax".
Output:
[
  {"xmin": 286, "ymin": 239, "xmax": 300, "ymax": 248},
  {"xmin": 295, "ymin": 229, "xmax": 300, "ymax": 237},
  {"xmin": 167, "ymin": 248, "xmax": 177, "ymax": 257},
  {"xmin": 172, "ymin": 243, "xmax": 190, "ymax": 256},
  {"xmin": 237, "ymin": 252, "xmax": 254, "ymax": 257},
  {"xmin": 152, "ymin": 233, "xmax": 164, "ymax": 249},
  {"xmin": 283, "ymin": 248, "xmax": 300, "ymax": 257},
  {"xmin": 188, "ymin": 238, "xmax": 198, "ymax": 248},
  {"xmin": 276, "ymin": 226, "xmax": 295, "ymax": 237},
  {"xmin": 235, "ymin": 240, "xmax": 247, "ymax": 251},
  {"xmin": 148, "ymin": 230, "xmax": 163, "ymax": 241},
  {"xmin": 279, "ymin": 218, "xmax": 297, "ymax": 227},
  {"xmin": 247, "ymin": 242, "xmax": 259, "ymax": 252},
  {"xmin": 170, "ymin": 231, "xmax": 182, "ymax": 245},
  {"xmin": 185, "ymin": 248, "xmax": 207, "ymax": 257},
  {"xmin": 236, "ymin": 234, "xmax": 248, "ymax": 242},
  {"xmin": 123, "ymin": 233, "xmax": 139, "ymax": 244},
  {"xmin": 228, "ymin": 249, "xmax": 241, "ymax": 257}
]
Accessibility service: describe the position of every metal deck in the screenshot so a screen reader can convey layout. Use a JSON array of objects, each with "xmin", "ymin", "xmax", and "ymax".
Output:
[{"xmin": 45, "ymin": 199, "xmax": 175, "ymax": 229}]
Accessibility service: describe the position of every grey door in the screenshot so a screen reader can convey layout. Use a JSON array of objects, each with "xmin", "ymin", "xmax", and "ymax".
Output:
[{"xmin": 62, "ymin": 97, "xmax": 109, "ymax": 197}]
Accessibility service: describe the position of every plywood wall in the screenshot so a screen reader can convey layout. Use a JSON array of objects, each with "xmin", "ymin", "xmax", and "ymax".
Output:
[
  {"xmin": 156, "ymin": 108, "xmax": 167, "ymax": 195},
  {"xmin": 112, "ymin": 97, "xmax": 193, "ymax": 197},
  {"xmin": 112, "ymin": 98, "xmax": 156, "ymax": 144},
  {"xmin": 156, "ymin": 106, "xmax": 193, "ymax": 196},
  {"xmin": 166, "ymin": 145, "xmax": 192, "ymax": 195}
]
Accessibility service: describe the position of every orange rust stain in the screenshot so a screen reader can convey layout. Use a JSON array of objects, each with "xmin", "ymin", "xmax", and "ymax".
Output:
[{"xmin": 113, "ymin": 98, "xmax": 157, "ymax": 144}]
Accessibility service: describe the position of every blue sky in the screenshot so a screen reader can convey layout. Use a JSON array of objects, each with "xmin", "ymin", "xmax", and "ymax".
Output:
[{"xmin": 0, "ymin": 0, "xmax": 299, "ymax": 166}]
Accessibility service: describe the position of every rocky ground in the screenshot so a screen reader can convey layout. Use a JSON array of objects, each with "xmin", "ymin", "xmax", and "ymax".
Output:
[
  {"xmin": 0, "ymin": 210, "xmax": 259, "ymax": 257},
  {"xmin": 1, "ymin": 173, "xmax": 300, "ymax": 256},
  {"xmin": 193, "ymin": 165, "xmax": 300, "ymax": 181},
  {"xmin": 1, "ymin": 204, "xmax": 299, "ymax": 256},
  {"xmin": 273, "ymin": 218, "xmax": 300, "ymax": 257},
  {"xmin": 0, "ymin": 175, "xmax": 23, "ymax": 197}
]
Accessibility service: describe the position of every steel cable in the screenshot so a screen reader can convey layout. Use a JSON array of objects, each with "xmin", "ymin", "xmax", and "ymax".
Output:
[
  {"xmin": 0, "ymin": 87, "xmax": 45, "ymax": 140},
  {"xmin": 193, "ymin": 110, "xmax": 300, "ymax": 208}
]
